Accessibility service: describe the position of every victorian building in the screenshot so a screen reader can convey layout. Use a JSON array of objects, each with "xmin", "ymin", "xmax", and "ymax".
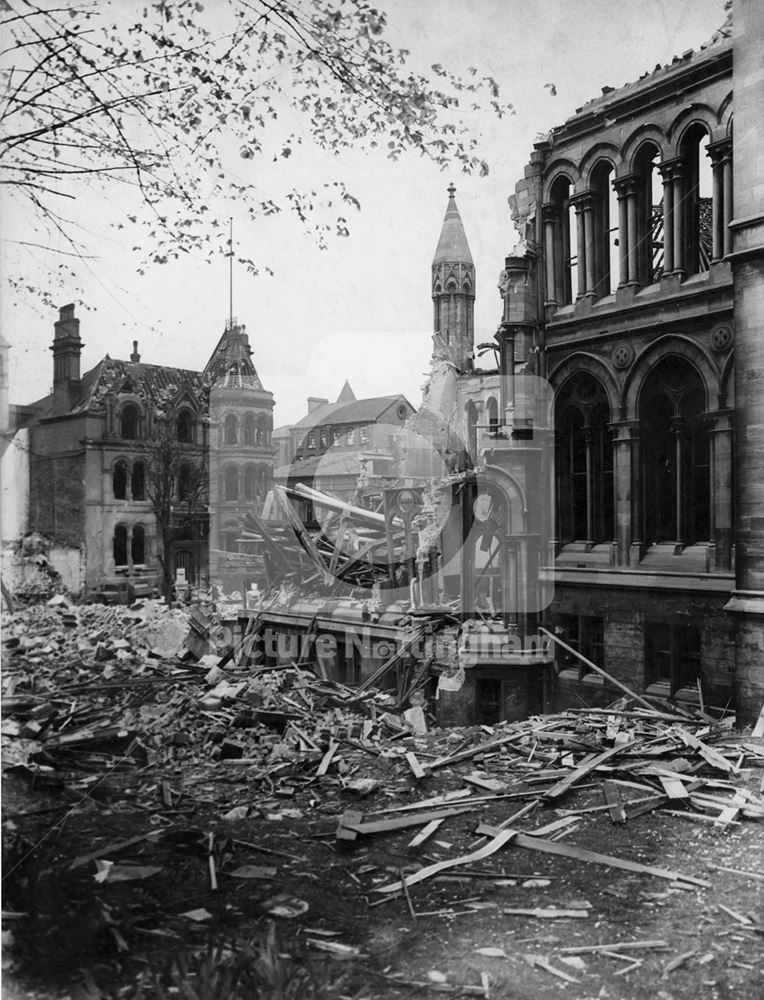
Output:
[
  {"xmin": 410, "ymin": 2, "xmax": 763, "ymax": 725},
  {"xmin": 497, "ymin": 2, "xmax": 762, "ymax": 723},
  {"xmin": 17, "ymin": 306, "xmax": 274, "ymax": 598}
]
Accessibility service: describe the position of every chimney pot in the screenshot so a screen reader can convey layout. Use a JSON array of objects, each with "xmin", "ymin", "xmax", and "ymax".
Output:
[{"xmin": 130, "ymin": 340, "xmax": 141, "ymax": 363}]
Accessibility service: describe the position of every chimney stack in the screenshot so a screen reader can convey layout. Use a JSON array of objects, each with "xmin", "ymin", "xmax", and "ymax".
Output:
[
  {"xmin": 130, "ymin": 340, "xmax": 141, "ymax": 363},
  {"xmin": 51, "ymin": 303, "xmax": 83, "ymax": 413},
  {"xmin": 307, "ymin": 396, "xmax": 329, "ymax": 414}
]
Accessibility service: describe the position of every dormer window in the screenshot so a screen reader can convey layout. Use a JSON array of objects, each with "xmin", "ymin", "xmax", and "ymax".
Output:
[
  {"xmin": 177, "ymin": 409, "xmax": 193, "ymax": 443},
  {"xmin": 120, "ymin": 403, "xmax": 141, "ymax": 439}
]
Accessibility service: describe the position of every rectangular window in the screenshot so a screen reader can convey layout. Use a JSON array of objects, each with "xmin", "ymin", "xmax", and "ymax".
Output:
[
  {"xmin": 555, "ymin": 613, "xmax": 604, "ymax": 676},
  {"xmin": 332, "ymin": 428, "xmax": 342, "ymax": 446},
  {"xmin": 346, "ymin": 428, "xmax": 355, "ymax": 446},
  {"xmin": 319, "ymin": 429, "xmax": 327, "ymax": 448},
  {"xmin": 307, "ymin": 432, "xmax": 316, "ymax": 449},
  {"xmin": 359, "ymin": 426, "xmax": 369, "ymax": 445},
  {"xmin": 645, "ymin": 622, "xmax": 700, "ymax": 693}
]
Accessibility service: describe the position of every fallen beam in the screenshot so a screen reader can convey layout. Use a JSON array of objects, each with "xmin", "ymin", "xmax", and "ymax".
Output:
[
  {"xmin": 539, "ymin": 628, "xmax": 661, "ymax": 713},
  {"xmin": 474, "ymin": 825, "xmax": 711, "ymax": 887}
]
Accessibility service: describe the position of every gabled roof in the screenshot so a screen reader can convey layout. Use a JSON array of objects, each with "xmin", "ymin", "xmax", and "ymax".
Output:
[
  {"xmin": 31, "ymin": 357, "xmax": 209, "ymax": 420},
  {"xmin": 336, "ymin": 380, "xmax": 356, "ymax": 404},
  {"xmin": 205, "ymin": 322, "xmax": 266, "ymax": 391},
  {"xmin": 433, "ymin": 184, "xmax": 473, "ymax": 267},
  {"xmin": 290, "ymin": 394, "xmax": 414, "ymax": 431}
]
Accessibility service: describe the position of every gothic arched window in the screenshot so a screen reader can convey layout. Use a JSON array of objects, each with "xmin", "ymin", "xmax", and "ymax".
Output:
[
  {"xmin": 113, "ymin": 460, "xmax": 128, "ymax": 500},
  {"xmin": 555, "ymin": 374, "xmax": 614, "ymax": 545},
  {"xmin": 177, "ymin": 409, "xmax": 193, "ymax": 443},
  {"xmin": 243, "ymin": 413, "xmax": 256, "ymax": 446},
  {"xmin": 243, "ymin": 464, "xmax": 256, "ymax": 500},
  {"xmin": 640, "ymin": 356, "xmax": 710, "ymax": 546},
  {"xmin": 113, "ymin": 524, "xmax": 128, "ymax": 566},
  {"xmin": 633, "ymin": 142, "xmax": 663, "ymax": 285},
  {"xmin": 131, "ymin": 461, "xmax": 145, "ymax": 501},
  {"xmin": 486, "ymin": 397, "xmax": 499, "ymax": 436},
  {"xmin": 224, "ymin": 465, "xmax": 239, "ymax": 502},
  {"xmin": 224, "ymin": 414, "xmax": 238, "ymax": 445},
  {"xmin": 131, "ymin": 523, "xmax": 145, "ymax": 564}
]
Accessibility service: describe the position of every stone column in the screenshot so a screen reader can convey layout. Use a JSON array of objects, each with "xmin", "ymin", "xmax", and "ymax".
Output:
[
  {"xmin": 614, "ymin": 179, "xmax": 629, "ymax": 288},
  {"xmin": 658, "ymin": 162, "xmax": 674, "ymax": 274},
  {"xmin": 723, "ymin": 152, "xmax": 733, "ymax": 258},
  {"xmin": 726, "ymin": 0, "xmax": 764, "ymax": 726},
  {"xmin": 671, "ymin": 417, "xmax": 684, "ymax": 544},
  {"xmin": 626, "ymin": 180, "xmax": 639, "ymax": 286},
  {"xmin": 583, "ymin": 195, "xmax": 596, "ymax": 298},
  {"xmin": 542, "ymin": 205, "xmax": 557, "ymax": 307},
  {"xmin": 709, "ymin": 409, "xmax": 733, "ymax": 571},
  {"xmin": 672, "ymin": 165, "xmax": 685, "ymax": 275},
  {"xmin": 708, "ymin": 143, "xmax": 728, "ymax": 263},
  {"xmin": 584, "ymin": 426, "xmax": 594, "ymax": 543},
  {"xmin": 610, "ymin": 421, "xmax": 637, "ymax": 567},
  {"xmin": 573, "ymin": 196, "xmax": 587, "ymax": 300}
]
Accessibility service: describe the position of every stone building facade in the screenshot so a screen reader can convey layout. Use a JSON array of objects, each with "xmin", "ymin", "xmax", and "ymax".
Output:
[
  {"xmin": 415, "ymin": 3, "xmax": 763, "ymax": 724},
  {"xmin": 499, "ymin": 3, "xmax": 762, "ymax": 722},
  {"xmin": 21, "ymin": 306, "xmax": 274, "ymax": 598}
]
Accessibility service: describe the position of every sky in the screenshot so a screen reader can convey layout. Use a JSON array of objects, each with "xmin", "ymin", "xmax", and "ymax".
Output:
[{"xmin": 3, "ymin": 0, "xmax": 728, "ymax": 428}]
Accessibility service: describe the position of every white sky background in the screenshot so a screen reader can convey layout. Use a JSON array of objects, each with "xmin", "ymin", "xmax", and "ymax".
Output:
[{"xmin": 3, "ymin": 0, "xmax": 727, "ymax": 428}]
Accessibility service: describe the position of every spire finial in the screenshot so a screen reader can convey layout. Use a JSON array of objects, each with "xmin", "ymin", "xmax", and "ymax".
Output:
[
  {"xmin": 447, "ymin": 182, "xmax": 456, "ymax": 198},
  {"xmin": 228, "ymin": 217, "xmax": 234, "ymax": 328}
]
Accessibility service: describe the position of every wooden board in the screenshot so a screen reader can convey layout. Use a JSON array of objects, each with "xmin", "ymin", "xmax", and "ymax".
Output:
[
  {"xmin": 602, "ymin": 780, "xmax": 626, "ymax": 823},
  {"xmin": 474, "ymin": 825, "xmax": 710, "ymax": 887},
  {"xmin": 542, "ymin": 741, "xmax": 635, "ymax": 801},
  {"xmin": 374, "ymin": 829, "xmax": 518, "ymax": 894}
]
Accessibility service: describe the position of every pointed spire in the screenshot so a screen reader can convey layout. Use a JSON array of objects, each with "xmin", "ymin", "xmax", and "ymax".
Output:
[
  {"xmin": 205, "ymin": 320, "xmax": 264, "ymax": 390},
  {"xmin": 433, "ymin": 184, "xmax": 473, "ymax": 266},
  {"xmin": 336, "ymin": 380, "xmax": 356, "ymax": 404}
]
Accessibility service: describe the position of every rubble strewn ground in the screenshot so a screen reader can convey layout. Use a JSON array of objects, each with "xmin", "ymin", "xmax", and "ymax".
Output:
[{"xmin": 2, "ymin": 598, "xmax": 763, "ymax": 999}]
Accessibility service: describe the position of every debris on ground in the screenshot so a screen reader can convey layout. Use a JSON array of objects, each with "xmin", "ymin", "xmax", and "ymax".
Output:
[{"xmin": 2, "ymin": 597, "xmax": 763, "ymax": 998}]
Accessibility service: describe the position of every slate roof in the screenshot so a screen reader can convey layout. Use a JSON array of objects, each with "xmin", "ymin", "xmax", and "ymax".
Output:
[
  {"xmin": 433, "ymin": 185, "xmax": 473, "ymax": 267},
  {"xmin": 289, "ymin": 394, "xmax": 413, "ymax": 431},
  {"xmin": 31, "ymin": 356, "xmax": 209, "ymax": 419},
  {"xmin": 205, "ymin": 323, "xmax": 265, "ymax": 391}
]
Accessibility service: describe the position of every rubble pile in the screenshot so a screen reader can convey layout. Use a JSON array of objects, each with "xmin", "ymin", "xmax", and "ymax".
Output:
[{"xmin": 2, "ymin": 597, "xmax": 764, "ymax": 995}]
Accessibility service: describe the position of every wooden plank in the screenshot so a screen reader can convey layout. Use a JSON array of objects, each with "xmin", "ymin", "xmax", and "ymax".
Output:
[
  {"xmin": 504, "ymin": 908, "xmax": 588, "ymax": 919},
  {"xmin": 408, "ymin": 819, "xmax": 444, "ymax": 848},
  {"xmin": 659, "ymin": 776, "xmax": 690, "ymax": 800},
  {"xmin": 674, "ymin": 728, "xmax": 736, "ymax": 774},
  {"xmin": 336, "ymin": 809, "xmax": 363, "ymax": 842},
  {"xmin": 316, "ymin": 742, "xmax": 339, "ymax": 777},
  {"xmin": 542, "ymin": 741, "xmax": 635, "ymax": 801},
  {"xmin": 463, "ymin": 773, "xmax": 507, "ymax": 793},
  {"xmin": 474, "ymin": 825, "xmax": 710, "ymax": 887},
  {"xmin": 340, "ymin": 805, "xmax": 473, "ymax": 838},
  {"xmin": 714, "ymin": 791, "xmax": 748, "ymax": 829},
  {"xmin": 374, "ymin": 829, "xmax": 518, "ymax": 895},
  {"xmin": 405, "ymin": 751, "xmax": 426, "ymax": 780},
  {"xmin": 425, "ymin": 731, "xmax": 525, "ymax": 773},
  {"xmin": 624, "ymin": 795, "xmax": 670, "ymax": 820},
  {"xmin": 559, "ymin": 939, "xmax": 669, "ymax": 955},
  {"xmin": 539, "ymin": 627, "xmax": 659, "ymax": 713},
  {"xmin": 602, "ymin": 781, "xmax": 626, "ymax": 823}
]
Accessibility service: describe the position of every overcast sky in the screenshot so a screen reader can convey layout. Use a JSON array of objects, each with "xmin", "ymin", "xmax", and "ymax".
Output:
[{"xmin": 3, "ymin": 0, "xmax": 727, "ymax": 428}]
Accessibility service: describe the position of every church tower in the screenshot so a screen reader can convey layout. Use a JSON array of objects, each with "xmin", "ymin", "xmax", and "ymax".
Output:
[{"xmin": 432, "ymin": 184, "xmax": 475, "ymax": 371}]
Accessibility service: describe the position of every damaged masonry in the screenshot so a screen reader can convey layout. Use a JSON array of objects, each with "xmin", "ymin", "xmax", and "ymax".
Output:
[{"xmin": 3, "ymin": 2, "xmax": 764, "ymax": 998}]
